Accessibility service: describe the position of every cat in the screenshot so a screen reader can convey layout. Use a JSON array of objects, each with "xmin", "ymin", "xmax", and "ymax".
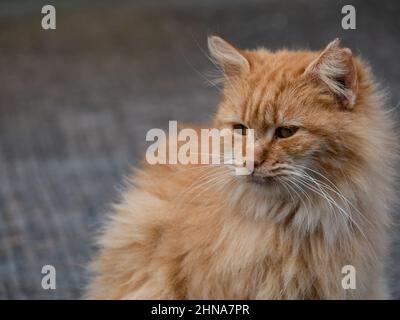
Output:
[{"xmin": 86, "ymin": 36, "xmax": 398, "ymax": 299}]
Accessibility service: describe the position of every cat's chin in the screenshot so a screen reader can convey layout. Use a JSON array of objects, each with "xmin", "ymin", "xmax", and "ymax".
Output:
[
  {"xmin": 242, "ymin": 174, "xmax": 290, "ymax": 198},
  {"xmin": 245, "ymin": 174, "xmax": 278, "ymax": 187}
]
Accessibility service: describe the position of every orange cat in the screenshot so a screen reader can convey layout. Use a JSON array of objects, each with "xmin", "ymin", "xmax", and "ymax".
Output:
[{"xmin": 86, "ymin": 36, "xmax": 398, "ymax": 299}]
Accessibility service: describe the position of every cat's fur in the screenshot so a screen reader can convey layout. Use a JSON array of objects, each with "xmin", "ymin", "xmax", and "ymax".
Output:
[{"xmin": 86, "ymin": 37, "xmax": 397, "ymax": 299}]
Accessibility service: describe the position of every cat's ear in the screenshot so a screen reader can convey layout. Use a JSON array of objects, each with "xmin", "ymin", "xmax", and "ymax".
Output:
[
  {"xmin": 305, "ymin": 39, "xmax": 358, "ymax": 109},
  {"xmin": 208, "ymin": 36, "xmax": 250, "ymax": 77}
]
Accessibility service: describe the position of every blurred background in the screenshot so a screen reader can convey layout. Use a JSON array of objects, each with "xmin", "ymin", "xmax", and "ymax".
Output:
[{"xmin": 0, "ymin": 0, "xmax": 399, "ymax": 299}]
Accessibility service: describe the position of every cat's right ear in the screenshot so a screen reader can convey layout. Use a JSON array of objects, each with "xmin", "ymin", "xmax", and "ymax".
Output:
[
  {"xmin": 304, "ymin": 39, "xmax": 358, "ymax": 109},
  {"xmin": 208, "ymin": 36, "xmax": 250, "ymax": 78}
]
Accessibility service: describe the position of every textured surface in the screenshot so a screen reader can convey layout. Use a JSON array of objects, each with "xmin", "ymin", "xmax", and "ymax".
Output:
[{"xmin": 0, "ymin": 0, "xmax": 399, "ymax": 299}]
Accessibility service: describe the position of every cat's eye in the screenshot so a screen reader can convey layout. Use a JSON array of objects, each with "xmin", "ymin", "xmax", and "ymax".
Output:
[
  {"xmin": 232, "ymin": 123, "xmax": 248, "ymax": 135},
  {"xmin": 275, "ymin": 126, "xmax": 298, "ymax": 139}
]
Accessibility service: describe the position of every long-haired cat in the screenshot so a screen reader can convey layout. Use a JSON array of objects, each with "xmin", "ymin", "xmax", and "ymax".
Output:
[{"xmin": 86, "ymin": 36, "xmax": 397, "ymax": 299}]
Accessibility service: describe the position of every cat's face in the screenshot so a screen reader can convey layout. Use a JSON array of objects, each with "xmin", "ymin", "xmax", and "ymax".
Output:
[{"xmin": 209, "ymin": 36, "xmax": 364, "ymax": 191}]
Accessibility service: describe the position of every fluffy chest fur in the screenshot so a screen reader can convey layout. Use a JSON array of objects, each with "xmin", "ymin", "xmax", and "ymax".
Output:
[
  {"xmin": 153, "ymin": 178, "xmax": 380, "ymax": 299},
  {"xmin": 87, "ymin": 163, "xmax": 388, "ymax": 300}
]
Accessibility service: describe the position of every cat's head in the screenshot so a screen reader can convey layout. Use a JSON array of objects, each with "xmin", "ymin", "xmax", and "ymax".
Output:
[{"xmin": 208, "ymin": 36, "xmax": 389, "ymax": 195}]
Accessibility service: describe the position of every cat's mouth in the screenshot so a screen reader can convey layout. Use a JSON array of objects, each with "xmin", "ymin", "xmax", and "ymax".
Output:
[{"xmin": 242, "ymin": 163, "xmax": 295, "ymax": 187}]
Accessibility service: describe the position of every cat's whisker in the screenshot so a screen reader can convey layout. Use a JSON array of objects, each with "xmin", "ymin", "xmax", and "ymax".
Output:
[
  {"xmin": 293, "ymin": 171, "xmax": 342, "ymax": 213},
  {"xmin": 276, "ymin": 178, "xmax": 296, "ymax": 205},
  {"xmin": 309, "ymin": 175, "xmax": 372, "ymax": 228},
  {"xmin": 297, "ymin": 171, "xmax": 378, "ymax": 258},
  {"xmin": 301, "ymin": 173, "xmax": 375, "ymax": 254},
  {"xmin": 182, "ymin": 171, "xmax": 231, "ymax": 206},
  {"xmin": 181, "ymin": 152, "xmax": 246, "ymax": 175},
  {"xmin": 177, "ymin": 166, "xmax": 231, "ymax": 206},
  {"xmin": 288, "ymin": 166, "xmax": 351, "ymax": 210},
  {"xmin": 187, "ymin": 152, "xmax": 238, "ymax": 164},
  {"xmin": 293, "ymin": 165, "xmax": 374, "ymax": 229},
  {"xmin": 171, "ymin": 167, "xmax": 227, "ymax": 206},
  {"xmin": 291, "ymin": 173, "xmax": 348, "ymax": 217},
  {"xmin": 290, "ymin": 171, "xmax": 370, "ymax": 242},
  {"xmin": 290, "ymin": 174, "xmax": 351, "ymax": 235},
  {"xmin": 159, "ymin": 164, "xmax": 224, "ymax": 182},
  {"xmin": 281, "ymin": 177, "xmax": 313, "ymax": 230}
]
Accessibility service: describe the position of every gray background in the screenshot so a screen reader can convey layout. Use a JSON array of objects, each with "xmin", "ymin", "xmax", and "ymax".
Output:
[{"xmin": 0, "ymin": 0, "xmax": 399, "ymax": 299}]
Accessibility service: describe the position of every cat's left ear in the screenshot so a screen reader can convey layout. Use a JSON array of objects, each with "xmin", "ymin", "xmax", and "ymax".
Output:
[
  {"xmin": 208, "ymin": 36, "xmax": 250, "ymax": 78},
  {"xmin": 304, "ymin": 39, "xmax": 358, "ymax": 109}
]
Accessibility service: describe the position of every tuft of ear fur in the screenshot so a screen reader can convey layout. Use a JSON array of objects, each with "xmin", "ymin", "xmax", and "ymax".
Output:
[
  {"xmin": 305, "ymin": 39, "xmax": 358, "ymax": 109},
  {"xmin": 208, "ymin": 36, "xmax": 250, "ymax": 77}
]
